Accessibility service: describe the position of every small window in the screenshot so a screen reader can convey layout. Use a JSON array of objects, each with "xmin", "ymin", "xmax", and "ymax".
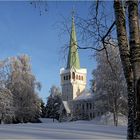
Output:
[
  {"xmin": 76, "ymin": 75, "xmax": 78, "ymax": 79},
  {"xmin": 69, "ymin": 75, "xmax": 71, "ymax": 80},
  {"xmin": 79, "ymin": 75, "xmax": 80, "ymax": 80},
  {"xmin": 92, "ymin": 113, "xmax": 95, "ymax": 118},
  {"xmin": 81, "ymin": 76, "xmax": 83, "ymax": 80},
  {"xmin": 72, "ymin": 72, "xmax": 75, "ymax": 80},
  {"xmin": 86, "ymin": 103, "xmax": 88, "ymax": 110},
  {"xmin": 66, "ymin": 75, "xmax": 68, "ymax": 80},
  {"xmin": 64, "ymin": 76, "xmax": 65, "ymax": 80},
  {"xmin": 90, "ymin": 113, "xmax": 92, "ymax": 119},
  {"xmin": 90, "ymin": 103, "xmax": 92, "ymax": 109},
  {"xmin": 82, "ymin": 104, "xmax": 84, "ymax": 110}
]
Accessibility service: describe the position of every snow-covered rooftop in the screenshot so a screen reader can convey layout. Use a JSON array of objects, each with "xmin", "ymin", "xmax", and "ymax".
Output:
[
  {"xmin": 74, "ymin": 90, "xmax": 93, "ymax": 101},
  {"xmin": 63, "ymin": 101, "xmax": 71, "ymax": 114}
]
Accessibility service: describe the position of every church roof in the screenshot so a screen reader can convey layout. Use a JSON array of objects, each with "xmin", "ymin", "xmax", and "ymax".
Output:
[
  {"xmin": 74, "ymin": 90, "xmax": 93, "ymax": 101},
  {"xmin": 66, "ymin": 15, "xmax": 80, "ymax": 69},
  {"xmin": 62, "ymin": 101, "xmax": 71, "ymax": 114}
]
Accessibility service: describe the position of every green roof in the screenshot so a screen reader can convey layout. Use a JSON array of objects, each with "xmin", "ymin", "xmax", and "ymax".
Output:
[{"xmin": 66, "ymin": 16, "xmax": 80, "ymax": 69}]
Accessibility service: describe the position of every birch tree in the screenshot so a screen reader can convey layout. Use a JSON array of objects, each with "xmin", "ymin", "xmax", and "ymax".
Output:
[
  {"xmin": 0, "ymin": 60, "xmax": 14, "ymax": 124},
  {"xmin": 7, "ymin": 55, "xmax": 41, "ymax": 123},
  {"xmin": 114, "ymin": 0, "xmax": 140, "ymax": 138},
  {"xmin": 92, "ymin": 45, "xmax": 127, "ymax": 126},
  {"xmin": 74, "ymin": 0, "xmax": 140, "ymax": 138}
]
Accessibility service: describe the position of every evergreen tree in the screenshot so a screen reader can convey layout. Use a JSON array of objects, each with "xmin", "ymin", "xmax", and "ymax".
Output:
[
  {"xmin": 46, "ymin": 86, "xmax": 62, "ymax": 120},
  {"xmin": 40, "ymin": 99, "xmax": 47, "ymax": 118}
]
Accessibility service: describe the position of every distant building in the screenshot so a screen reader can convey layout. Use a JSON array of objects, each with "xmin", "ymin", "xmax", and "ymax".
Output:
[{"xmin": 60, "ymin": 14, "xmax": 94, "ymax": 121}]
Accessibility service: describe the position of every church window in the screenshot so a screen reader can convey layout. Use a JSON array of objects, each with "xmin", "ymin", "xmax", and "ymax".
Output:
[
  {"xmin": 92, "ymin": 113, "xmax": 95, "ymax": 118},
  {"xmin": 81, "ymin": 76, "xmax": 83, "ymax": 80},
  {"xmin": 86, "ymin": 103, "xmax": 88, "ymax": 110},
  {"xmin": 92, "ymin": 104, "xmax": 94, "ymax": 109},
  {"xmin": 89, "ymin": 103, "xmax": 92, "ymax": 109},
  {"xmin": 64, "ymin": 76, "xmax": 65, "ymax": 80},
  {"xmin": 76, "ymin": 104, "xmax": 78, "ymax": 109},
  {"xmin": 69, "ymin": 75, "xmax": 71, "ymax": 80},
  {"xmin": 76, "ymin": 75, "xmax": 78, "ymax": 79},
  {"xmin": 79, "ymin": 75, "xmax": 80, "ymax": 80},
  {"xmin": 66, "ymin": 75, "xmax": 68, "ymax": 80},
  {"xmin": 90, "ymin": 113, "xmax": 92, "ymax": 119},
  {"xmin": 82, "ymin": 104, "xmax": 84, "ymax": 110},
  {"xmin": 72, "ymin": 72, "xmax": 75, "ymax": 80}
]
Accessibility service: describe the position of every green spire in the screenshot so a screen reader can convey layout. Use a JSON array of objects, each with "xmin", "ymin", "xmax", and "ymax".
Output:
[{"xmin": 67, "ymin": 14, "xmax": 80, "ymax": 69}]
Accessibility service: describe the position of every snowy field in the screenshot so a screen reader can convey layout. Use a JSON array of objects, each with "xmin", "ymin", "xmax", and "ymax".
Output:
[{"xmin": 0, "ymin": 119, "xmax": 127, "ymax": 140}]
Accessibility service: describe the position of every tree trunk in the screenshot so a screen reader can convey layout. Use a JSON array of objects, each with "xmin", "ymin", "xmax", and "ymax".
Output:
[
  {"xmin": 128, "ymin": 0, "xmax": 140, "ymax": 138},
  {"xmin": 113, "ymin": 93, "xmax": 118, "ymax": 126},
  {"xmin": 136, "ymin": 79, "xmax": 140, "ymax": 137},
  {"xmin": 114, "ymin": 0, "xmax": 134, "ymax": 139}
]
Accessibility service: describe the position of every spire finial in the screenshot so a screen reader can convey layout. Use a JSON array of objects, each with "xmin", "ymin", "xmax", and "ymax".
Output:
[{"xmin": 72, "ymin": 5, "xmax": 75, "ymax": 19}]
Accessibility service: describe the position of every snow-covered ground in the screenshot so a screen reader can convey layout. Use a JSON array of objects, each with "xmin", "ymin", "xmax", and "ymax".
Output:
[
  {"xmin": 0, "ymin": 119, "xmax": 126, "ymax": 140},
  {"xmin": 93, "ymin": 112, "xmax": 128, "ymax": 126}
]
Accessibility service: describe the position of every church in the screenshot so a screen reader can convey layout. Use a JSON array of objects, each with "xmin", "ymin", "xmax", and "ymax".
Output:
[{"xmin": 60, "ymin": 14, "xmax": 94, "ymax": 121}]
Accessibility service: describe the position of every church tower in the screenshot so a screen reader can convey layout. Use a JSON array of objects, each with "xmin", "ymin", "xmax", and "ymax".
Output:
[{"xmin": 60, "ymin": 14, "xmax": 87, "ymax": 101}]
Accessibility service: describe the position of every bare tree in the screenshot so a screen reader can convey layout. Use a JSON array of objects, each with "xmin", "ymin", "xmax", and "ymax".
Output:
[
  {"xmin": 60, "ymin": 0, "xmax": 140, "ymax": 138},
  {"xmin": 114, "ymin": 0, "xmax": 140, "ymax": 138}
]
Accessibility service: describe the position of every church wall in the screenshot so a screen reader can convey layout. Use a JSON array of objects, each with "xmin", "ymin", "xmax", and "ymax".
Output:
[
  {"xmin": 59, "ymin": 15, "xmax": 95, "ymax": 121},
  {"xmin": 72, "ymin": 99, "xmax": 94, "ymax": 120},
  {"xmin": 62, "ymin": 83, "xmax": 73, "ymax": 101},
  {"xmin": 60, "ymin": 68, "xmax": 87, "ymax": 101}
]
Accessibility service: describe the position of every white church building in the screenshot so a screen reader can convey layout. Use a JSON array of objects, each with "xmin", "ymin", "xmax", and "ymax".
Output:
[{"xmin": 60, "ymin": 14, "xmax": 94, "ymax": 121}]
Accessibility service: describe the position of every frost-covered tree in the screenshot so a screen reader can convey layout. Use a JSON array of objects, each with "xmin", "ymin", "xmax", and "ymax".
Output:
[
  {"xmin": 46, "ymin": 86, "xmax": 62, "ymax": 121},
  {"xmin": 114, "ymin": 1, "xmax": 140, "ymax": 138},
  {"xmin": 0, "ymin": 60, "xmax": 14, "ymax": 124},
  {"xmin": 7, "ymin": 55, "xmax": 41, "ymax": 123},
  {"xmin": 40, "ymin": 99, "xmax": 47, "ymax": 118},
  {"xmin": 92, "ymin": 45, "xmax": 127, "ymax": 126},
  {"xmin": 0, "ymin": 88, "xmax": 14, "ymax": 124}
]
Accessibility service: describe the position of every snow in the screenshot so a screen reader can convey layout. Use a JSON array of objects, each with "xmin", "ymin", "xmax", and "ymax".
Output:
[
  {"xmin": 0, "ymin": 119, "xmax": 126, "ymax": 139},
  {"xmin": 62, "ymin": 101, "xmax": 71, "ymax": 114},
  {"xmin": 74, "ymin": 90, "xmax": 93, "ymax": 100},
  {"xmin": 93, "ymin": 112, "xmax": 127, "ymax": 126},
  {"xmin": 39, "ymin": 118, "xmax": 58, "ymax": 123}
]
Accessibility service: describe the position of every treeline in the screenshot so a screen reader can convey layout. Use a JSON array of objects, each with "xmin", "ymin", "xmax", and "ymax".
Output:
[{"xmin": 0, "ymin": 54, "xmax": 41, "ymax": 124}]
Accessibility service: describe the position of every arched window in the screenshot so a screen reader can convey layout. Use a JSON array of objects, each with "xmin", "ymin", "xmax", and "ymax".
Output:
[
  {"xmin": 82, "ymin": 104, "xmax": 84, "ymax": 110},
  {"xmin": 64, "ymin": 76, "xmax": 65, "ymax": 80},
  {"xmin": 66, "ymin": 75, "xmax": 68, "ymax": 80},
  {"xmin": 76, "ymin": 75, "xmax": 78, "ymax": 79},
  {"xmin": 81, "ymin": 76, "xmax": 83, "ymax": 80},
  {"xmin": 72, "ymin": 72, "xmax": 75, "ymax": 80},
  {"xmin": 79, "ymin": 75, "xmax": 80, "ymax": 80},
  {"xmin": 69, "ymin": 75, "xmax": 71, "ymax": 80},
  {"xmin": 89, "ymin": 103, "xmax": 92, "ymax": 109},
  {"xmin": 86, "ymin": 103, "xmax": 88, "ymax": 110}
]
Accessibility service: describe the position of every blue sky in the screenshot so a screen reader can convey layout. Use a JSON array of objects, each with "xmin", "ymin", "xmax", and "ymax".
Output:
[{"xmin": 0, "ymin": 1, "xmax": 99, "ymax": 102}]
